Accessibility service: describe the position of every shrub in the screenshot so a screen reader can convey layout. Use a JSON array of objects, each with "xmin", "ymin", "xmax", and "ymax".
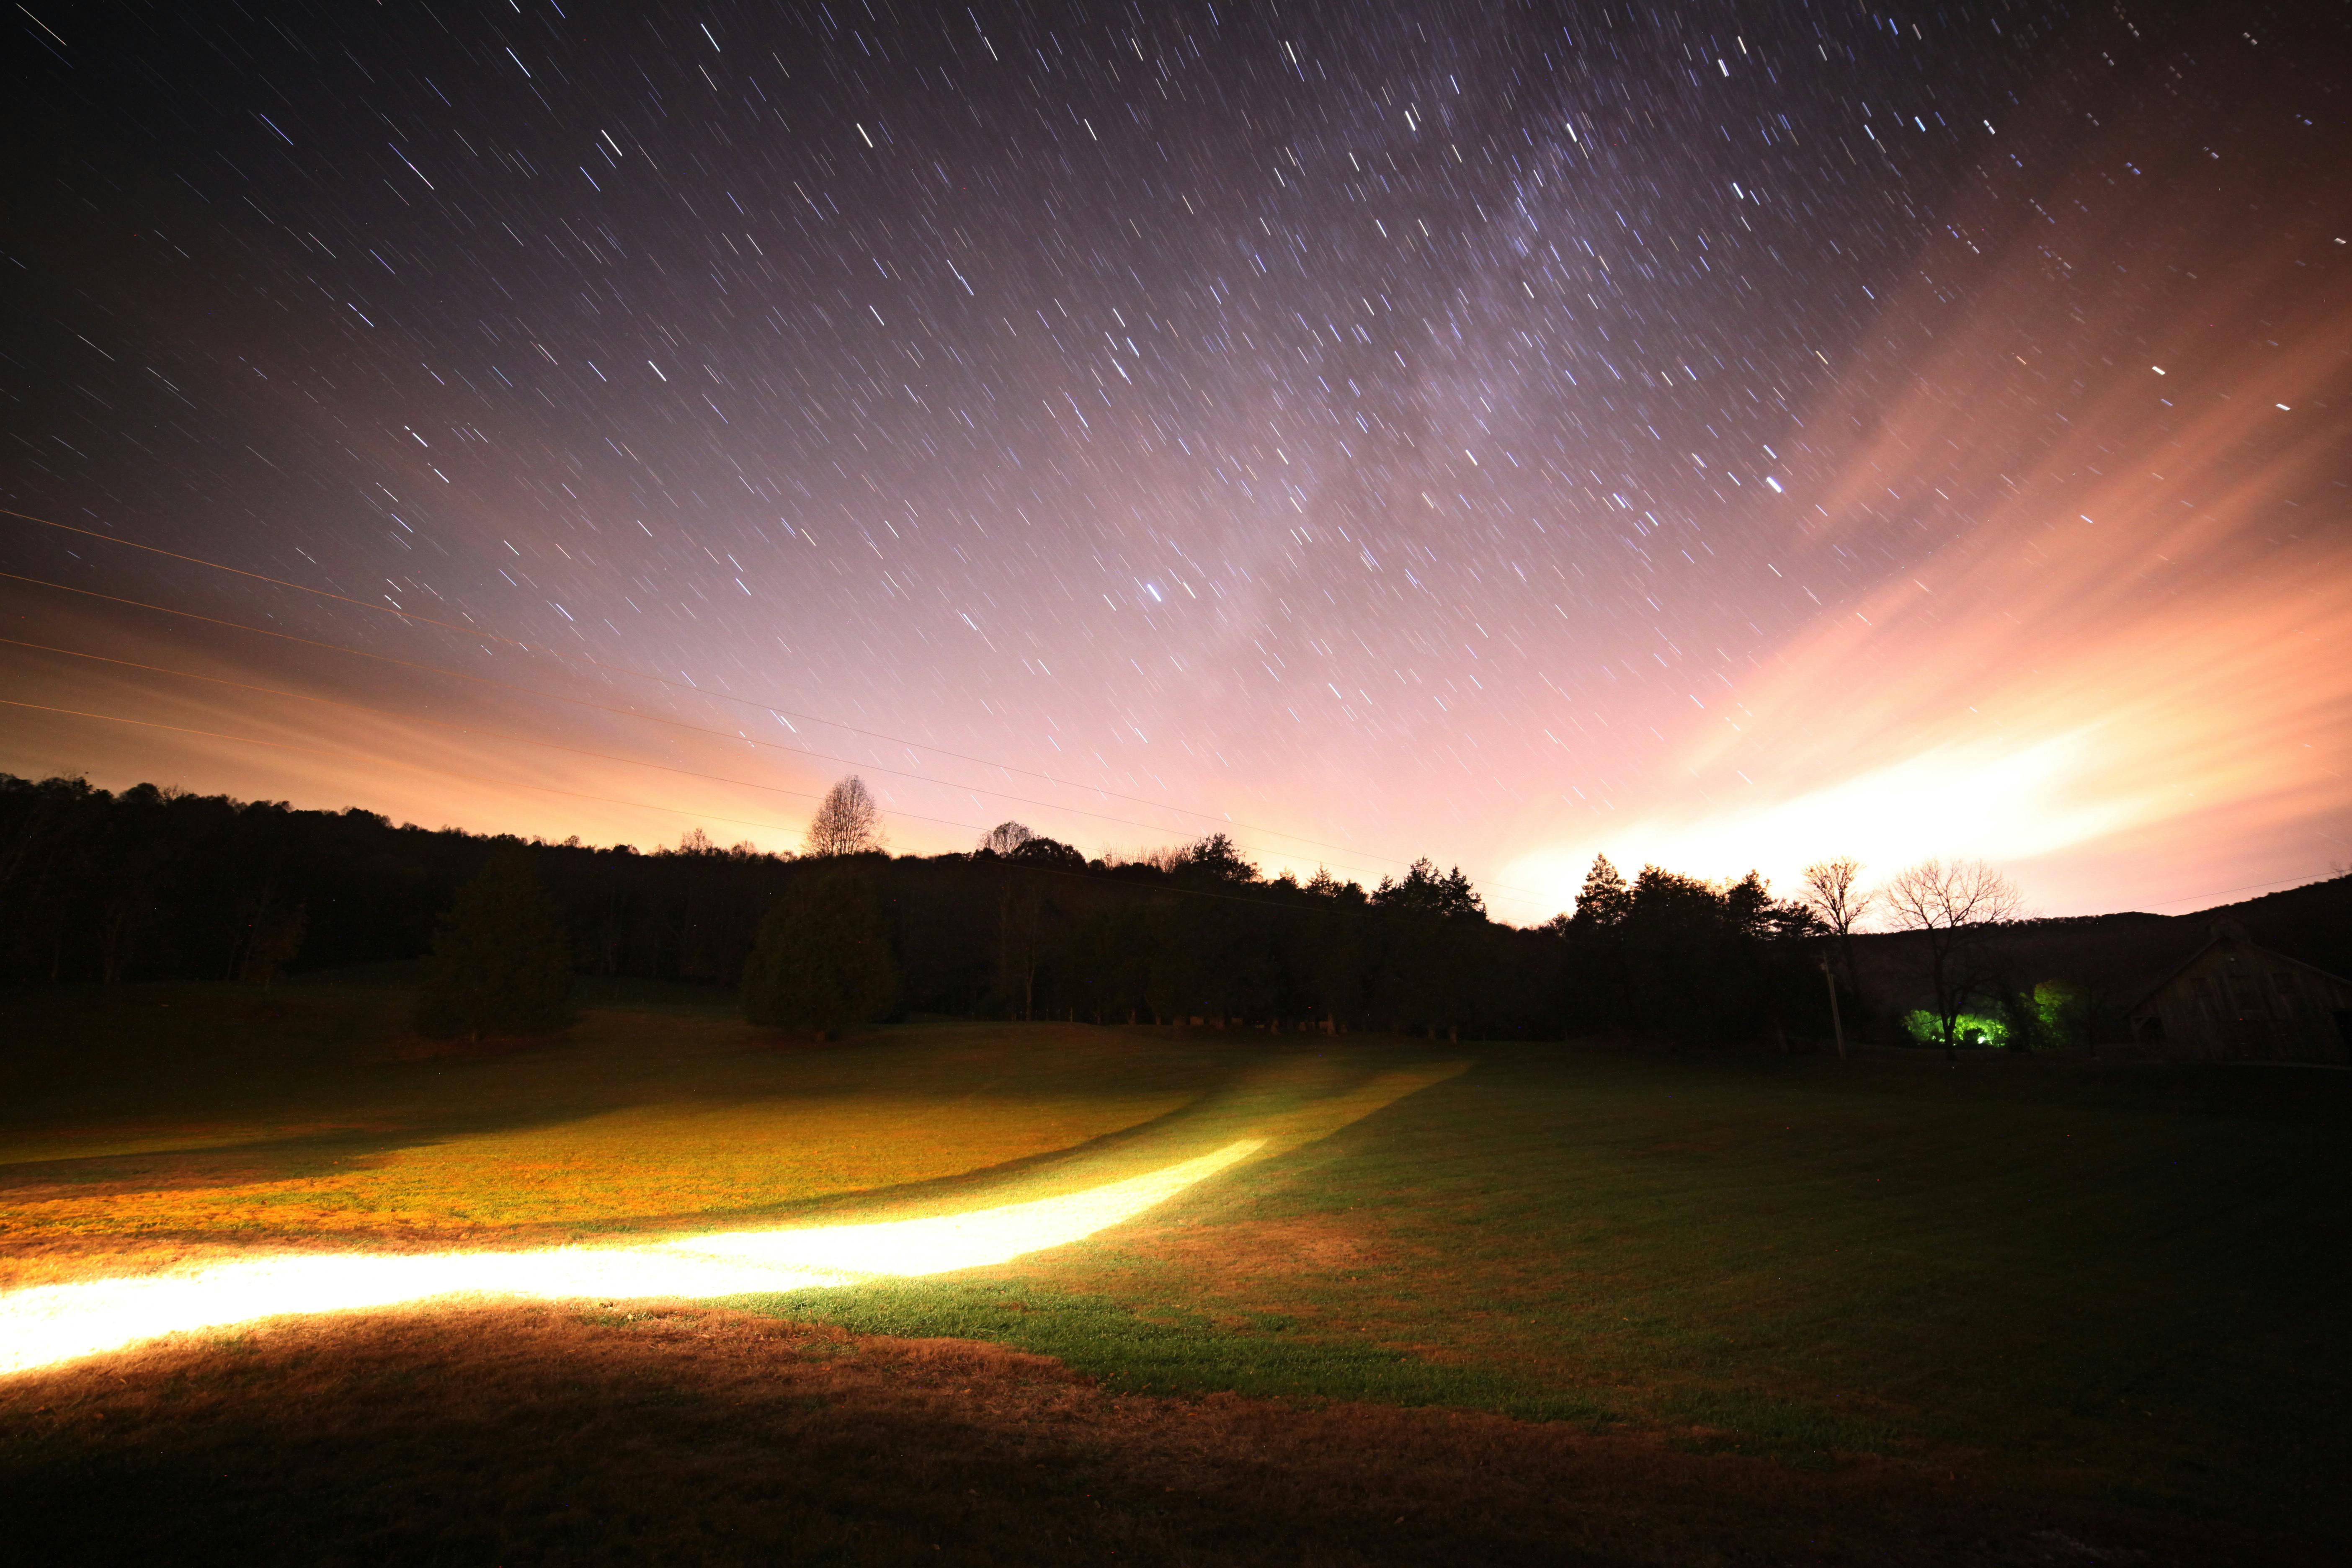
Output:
[{"xmin": 1902, "ymin": 1008, "xmax": 2009, "ymax": 1050}]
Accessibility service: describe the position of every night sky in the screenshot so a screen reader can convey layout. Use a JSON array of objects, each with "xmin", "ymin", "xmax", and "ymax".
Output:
[{"xmin": 3, "ymin": 1, "xmax": 2346, "ymax": 922}]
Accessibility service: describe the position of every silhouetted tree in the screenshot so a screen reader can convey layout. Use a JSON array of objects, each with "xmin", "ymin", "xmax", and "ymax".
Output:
[
  {"xmin": 995, "ymin": 874, "xmax": 1043, "ymax": 1020},
  {"xmin": 1546, "ymin": 856, "xmax": 1822, "ymax": 1043},
  {"xmin": 979, "ymin": 821, "xmax": 1034, "ymax": 856},
  {"xmin": 1304, "ymin": 883, "xmax": 1369, "ymax": 1030},
  {"xmin": 1178, "ymin": 833, "xmax": 1258, "ymax": 885},
  {"xmin": 1619, "ymin": 866, "xmax": 1732, "ymax": 1037},
  {"xmin": 0, "ymin": 768, "xmax": 1879, "ymax": 1048},
  {"xmin": 1374, "ymin": 858, "xmax": 1485, "ymax": 921},
  {"xmin": 742, "ymin": 867, "xmax": 897, "ymax": 1037},
  {"xmin": 1368, "ymin": 860, "xmax": 1488, "ymax": 1038},
  {"xmin": 1143, "ymin": 896, "xmax": 1204, "ymax": 1024},
  {"xmin": 1801, "ymin": 856, "xmax": 1875, "ymax": 1000},
  {"xmin": 1574, "ymin": 853, "xmax": 1634, "ymax": 928},
  {"xmin": 804, "ymin": 776, "xmax": 881, "ymax": 858},
  {"xmin": 1556, "ymin": 854, "xmax": 1635, "ymax": 1029},
  {"xmin": 1008, "ymin": 835, "xmax": 1085, "ymax": 872},
  {"xmin": 416, "ymin": 847, "xmax": 572, "ymax": 1040}
]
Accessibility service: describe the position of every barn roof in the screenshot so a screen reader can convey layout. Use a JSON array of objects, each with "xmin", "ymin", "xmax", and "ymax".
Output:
[{"xmin": 2125, "ymin": 924, "xmax": 2352, "ymax": 1016}]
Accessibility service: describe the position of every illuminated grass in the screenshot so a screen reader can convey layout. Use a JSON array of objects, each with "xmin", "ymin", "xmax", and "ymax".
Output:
[
  {"xmin": 5, "ymin": 980, "xmax": 2347, "ymax": 1547},
  {"xmin": 0, "ymin": 1142, "xmax": 1268, "ymax": 1374},
  {"xmin": 0, "ymin": 979, "xmax": 1247, "ymax": 1276},
  {"xmin": 1, "ymin": 1093, "xmax": 1213, "ymax": 1245}
]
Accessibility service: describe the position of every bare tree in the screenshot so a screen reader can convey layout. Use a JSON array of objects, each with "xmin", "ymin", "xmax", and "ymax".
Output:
[
  {"xmin": 1882, "ymin": 858, "xmax": 2023, "ymax": 1062},
  {"xmin": 1106, "ymin": 841, "xmax": 1195, "ymax": 875},
  {"xmin": 804, "ymin": 775, "xmax": 882, "ymax": 859},
  {"xmin": 980, "ymin": 820, "xmax": 1034, "ymax": 856},
  {"xmin": 1801, "ymin": 856, "xmax": 1876, "ymax": 997}
]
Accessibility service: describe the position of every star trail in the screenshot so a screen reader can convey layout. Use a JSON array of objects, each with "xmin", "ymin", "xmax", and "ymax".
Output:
[{"xmin": 3, "ymin": 1, "xmax": 2346, "ymax": 920}]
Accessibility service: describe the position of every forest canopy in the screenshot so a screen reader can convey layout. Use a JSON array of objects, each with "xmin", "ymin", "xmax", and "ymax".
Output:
[{"xmin": 0, "ymin": 772, "xmax": 1833, "ymax": 1042}]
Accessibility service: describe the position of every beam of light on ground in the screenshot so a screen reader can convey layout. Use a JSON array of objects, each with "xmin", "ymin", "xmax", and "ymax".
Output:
[{"xmin": 0, "ymin": 1139, "xmax": 1263, "ymax": 1377}]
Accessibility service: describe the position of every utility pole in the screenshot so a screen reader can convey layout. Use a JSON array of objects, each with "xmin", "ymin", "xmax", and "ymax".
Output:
[{"xmin": 1821, "ymin": 954, "xmax": 1847, "ymax": 1060}]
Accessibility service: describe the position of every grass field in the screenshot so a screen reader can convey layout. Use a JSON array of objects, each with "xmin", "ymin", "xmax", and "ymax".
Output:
[
  {"xmin": 0, "ymin": 975, "xmax": 1237, "ymax": 1286},
  {"xmin": 3, "ymin": 973, "xmax": 2348, "ymax": 1563}
]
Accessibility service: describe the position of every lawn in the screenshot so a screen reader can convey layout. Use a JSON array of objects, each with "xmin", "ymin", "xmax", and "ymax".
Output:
[
  {"xmin": 0, "ymin": 974, "xmax": 1249, "ymax": 1285},
  {"xmin": 3, "ymin": 974, "xmax": 2347, "ymax": 1562},
  {"xmin": 778, "ymin": 1048, "xmax": 2352, "ymax": 1529}
]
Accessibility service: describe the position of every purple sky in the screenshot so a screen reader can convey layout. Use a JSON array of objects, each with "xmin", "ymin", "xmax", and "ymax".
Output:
[{"xmin": 4, "ymin": 2, "xmax": 2346, "ymax": 922}]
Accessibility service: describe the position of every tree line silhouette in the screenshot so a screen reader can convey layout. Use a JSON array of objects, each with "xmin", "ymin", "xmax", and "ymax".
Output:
[{"xmin": 0, "ymin": 771, "xmax": 1841, "ymax": 1043}]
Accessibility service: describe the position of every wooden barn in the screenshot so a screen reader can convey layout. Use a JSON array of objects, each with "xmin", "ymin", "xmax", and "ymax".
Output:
[{"xmin": 2126, "ymin": 923, "xmax": 2352, "ymax": 1064}]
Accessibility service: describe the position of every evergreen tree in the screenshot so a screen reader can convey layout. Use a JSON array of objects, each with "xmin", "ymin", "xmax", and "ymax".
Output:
[
  {"xmin": 416, "ymin": 847, "xmax": 572, "ymax": 1039},
  {"xmin": 1373, "ymin": 858, "xmax": 1485, "ymax": 920},
  {"xmin": 742, "ymin": 868, "xmax": 897, "ymax": 1037},
  {"xmin": 1572, "ymin": 854, "xmax": 1633, "ymax": 928}
]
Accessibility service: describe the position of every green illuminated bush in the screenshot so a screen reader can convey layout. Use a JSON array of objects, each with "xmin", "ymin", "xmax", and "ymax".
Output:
[{"xmin": 1902, "ymin": 1008, "xmax": 2008, "ymax": 1050}]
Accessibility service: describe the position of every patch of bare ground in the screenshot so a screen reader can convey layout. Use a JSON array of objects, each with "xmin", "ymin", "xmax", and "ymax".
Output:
[
  {"xmin": 1107, "ymin": 1214, "xmax": 1396, "ymax": 1279},
  {"xmin": 0, "ymin": 1304, "xmax": 2306, "ymax": 1566}
]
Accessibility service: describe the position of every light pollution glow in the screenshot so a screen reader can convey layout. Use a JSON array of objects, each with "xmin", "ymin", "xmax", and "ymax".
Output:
[
  {"xmin": 2, "ymin": 6, "xmax": 2344, "ymax": 920},
  {"xmin": 1505, "ymin": 86, "xmax": 2352, "ymax": 916},
  {"xmin": 0, "ymin": 1138, "xmax": 1261, "ymax": 1378}
]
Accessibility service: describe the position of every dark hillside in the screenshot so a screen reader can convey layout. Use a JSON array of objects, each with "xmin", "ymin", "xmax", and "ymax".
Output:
[
  {"xmin": 2199, "ymin": 873, "xmax": 2352, "ymax": 975},
  {"xmin": 1847, "ymin": 874, "xmax": 2352, "ymax": 1042}
]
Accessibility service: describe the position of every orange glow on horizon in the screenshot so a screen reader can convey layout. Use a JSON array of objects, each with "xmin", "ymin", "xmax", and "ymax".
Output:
[{"xmin": 1504, "ymin": 92, "xmax": 2352, "ymax": 918}]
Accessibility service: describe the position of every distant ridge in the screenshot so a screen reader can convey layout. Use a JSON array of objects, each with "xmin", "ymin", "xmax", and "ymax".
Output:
[
  {"xmin": 2177, "ymin": 873, "xmax": 2352, "ymax": 974},
  {"xmin": 1847, "ymin": 872, "xmax": 2352, "ymax": 1029}
]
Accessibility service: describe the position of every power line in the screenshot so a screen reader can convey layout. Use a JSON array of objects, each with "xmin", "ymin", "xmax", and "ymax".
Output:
[
  {"xmin": 0, "ymin": 631, "xmax": 820, "ymax": 802},
  {"xmin": 0, "ymin": 509, "xmax": 1561, "ymax": 906},
  {"xmin": 0, "ymin": 696, "xmax": 816, "ymax": 840},
  {"xmin": 1, "ymin": 507, "xmax": 1548, "ymax": 897},
  {"xmin": 0, "ymin": 614, "xmax": 1547, "ymax": 909},
  {"xmin": 0, "ymin": 697, "xmax": 1432, "ymax": 920},
  {"xmin": 3, "ymin": 632, "xmax": 1508, "ymax": 900},
  {"xmin": 2138, "ymin": 870, "xmax": 2347, "ymax": 915}
]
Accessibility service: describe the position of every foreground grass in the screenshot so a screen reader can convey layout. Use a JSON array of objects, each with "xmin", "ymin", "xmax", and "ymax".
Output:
[
  {"xmin": 11, "ymin": 1300, "xmax": 2231, "ymax": 1568},
  {"xmin": 738, "ymin": 1045, "xmax": 2352, "ymax": 1542},
  {"xmin": 3, "ymin": 980, "xmax": 2347, "ymax": 1557}
]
